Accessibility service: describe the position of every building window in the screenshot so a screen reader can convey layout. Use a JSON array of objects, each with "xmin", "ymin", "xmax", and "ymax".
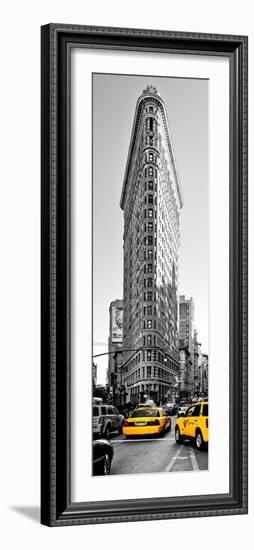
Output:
[
  {"xmin": 147, "ymin": 320, "xmax": 152, "ymax": 329},
  {"xmin": 147, "ymin": 278, "xmax": 153, "ymax": 287},
  {"xmin": 148, "ymin": 222, "xmax": 153, "ymax": 232},
  {"xmin": 147, "ymin": 335, "xmax": 152, "ymax": 345},
  {"xmin": 148, "ymin": 166, "xmax": 153, "ymax": 176},
  {"xmin": 149, "ymin": 106, "xmax": 153, "ymax": 112},
  {"xmin": 148, "ymin": 249, "xmax": 153, "ymax": 259},
  {"xmin": 148, "ymin": 180, "xmax": 153, "ymax": 190},
  {"xmin": 147, "ymin": 264, "xmax": 153, "ymax": 273},
  {"xmin": 149, "ymin": 152, "xmax": 153, "ymax": 162},
  {"xmin": 148, "ymin": 195, "xmax": 153, "ymax": 204},
  {"xmin": 143, "ymin": 335, "xmax": 146, "ymax": 346},
  {"xmin": 147, "ymin": 305, "xmax": 153, "ymax": 315},
  {"xmin": 148, "ymin": 208, "xmax": 153, "ymax": 218},
  {"xmin": 147, "ymin": 350, "xmax": 152, "ymax": 361},
  {"xmin": 148, "ymin": 236, "xmax": 153, "ymax": 246},
  {"xmin": 147, "ymin": 292, "xmax": 153, "ymax": 301}
]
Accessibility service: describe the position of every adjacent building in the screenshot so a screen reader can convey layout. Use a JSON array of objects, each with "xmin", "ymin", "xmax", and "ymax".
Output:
[
  {"xmin": 179, "ymin": 347, "xmax": 192, "ymax": 399},
  {"xmin": 92, "ymin": 362, "xmax": 97, "ymax": 388},
  {"xmin": 193, "ymin": 329, "xmax": 209, "ymax": 398},
  {"xmin": 179, "ymin": 296, "xmax": 195, "ymax": 352},
  {"xmin": 120, "ymin": 85, "xmax": 183, "ymax": 405},
  {"xmin": 107, "ymin": 299, "xmax": 124, "ymax": 404},
  {"xmin": 200, "ymin": 353, "xmax": 209, "ymax": 396},
  {"xmin": 179, "ymin": 295, "xmax": 195, "ymax": 396},
  {"xmin": 193, "ymin": 329, "xmax": 202, "ymax": 396}
]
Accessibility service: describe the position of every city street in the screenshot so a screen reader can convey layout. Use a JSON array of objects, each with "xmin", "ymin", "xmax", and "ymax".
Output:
[{"xmin": 110, "ymin": 417, "xmax": 208, "ymax": 475}]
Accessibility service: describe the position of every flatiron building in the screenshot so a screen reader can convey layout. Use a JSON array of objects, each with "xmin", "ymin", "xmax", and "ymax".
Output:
[{"xmin": 120, "ymin": 85, "xmax": 183, "ymax": 405}]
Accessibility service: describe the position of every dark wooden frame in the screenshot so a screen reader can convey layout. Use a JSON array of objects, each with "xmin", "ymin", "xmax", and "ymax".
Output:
[{"xmin": 41, "ymin": 23, "xmax": 248, "ymax": 526}]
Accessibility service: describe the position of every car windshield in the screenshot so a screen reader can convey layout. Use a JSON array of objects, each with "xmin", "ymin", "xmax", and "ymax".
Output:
[{"xmin": 131, "ymin": 409, "xmax": 160, "ymax": 418}]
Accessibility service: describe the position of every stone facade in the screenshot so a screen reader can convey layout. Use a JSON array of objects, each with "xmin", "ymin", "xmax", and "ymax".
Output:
[{"xmin": 120, "ymin": 85, "xmax": 183, "ymax": 405}]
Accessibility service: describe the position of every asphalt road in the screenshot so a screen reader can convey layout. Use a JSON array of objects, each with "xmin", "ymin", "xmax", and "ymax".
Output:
[{"xmin": 109, "ymin": 416, "xmax": 208, "ymax": 475}]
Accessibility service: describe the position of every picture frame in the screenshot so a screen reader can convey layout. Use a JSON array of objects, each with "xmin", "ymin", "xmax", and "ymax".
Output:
[{"xmin": 41, "ymin": 23, "xmax": 248, "ymax": 526}]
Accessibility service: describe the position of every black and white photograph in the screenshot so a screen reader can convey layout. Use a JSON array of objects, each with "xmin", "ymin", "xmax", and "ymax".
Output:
[{"xmin": 92, "ymin": 73, "xmax": 209, "ymax": 476}]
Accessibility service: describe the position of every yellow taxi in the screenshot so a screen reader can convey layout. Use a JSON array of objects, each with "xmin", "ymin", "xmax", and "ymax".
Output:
[
  {"xmin": 175, "ymin": 401, "xmax": 208, "ymax": 450},
  {"xmin": 123, "ymin": 407, "xmax": 171, "ymax": 437}
]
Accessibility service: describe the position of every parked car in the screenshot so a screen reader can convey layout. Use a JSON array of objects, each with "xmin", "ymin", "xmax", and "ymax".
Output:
[
  {"xmin": 175, "ymin": 401, "xmax": 208, "ymax": 450},
  {"xmin": 123, "ymin": 407, "xmax": 171, "ymax": 438},
  {"xmin": 93, "ymin": 439, "xmax": 114, "ymax": 475},
  {"xmin": 93, "ymin": 403, "xmax": 124, "ymax": 438},
  {"xmin": 162, "ymin": 402, "xmax": 178, "ymax": 415},
  {"xmin": 177, "ymin": 401, "xmax": 192, "ymax": 417}
]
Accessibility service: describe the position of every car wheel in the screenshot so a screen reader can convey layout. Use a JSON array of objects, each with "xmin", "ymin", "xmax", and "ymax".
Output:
[
  {"xmin": 175, "ymin": 426, "xmax": 182, "ymax": 444},
  {"xmin": 104, "ymin": 425, "xmax": 111, "ymax": 440},
  {"xmin": 195, "ymin": 429, "xmax": 204, "ymax": 450}
]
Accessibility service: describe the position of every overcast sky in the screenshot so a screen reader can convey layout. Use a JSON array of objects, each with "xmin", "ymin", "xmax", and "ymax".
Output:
[{"xmin": 93, "ymin": 73, "xmax": 209, "ymax": 384}]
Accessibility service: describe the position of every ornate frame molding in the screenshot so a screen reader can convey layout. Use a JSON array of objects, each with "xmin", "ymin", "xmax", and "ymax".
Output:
[{"xmin": 41, "ymin": 24, "xmax": 248, "ymax": 526}]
